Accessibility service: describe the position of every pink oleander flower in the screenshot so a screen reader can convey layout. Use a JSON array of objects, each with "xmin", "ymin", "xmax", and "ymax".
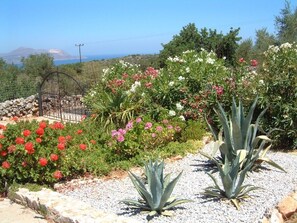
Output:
[
  {"xmin": 136, "ymin": 117, "xmax": 142, "ymax": 123},
  {"xmin": 162, "ymin": 119, "xmax": 169, "ymax": 124},
  {"xmin": 111, "ymin": 130, "xmax": 118, "ymax": 137},
  {"xmin": 250, "ymin": 59, "xmax": 258, "ymax": 67},
  {"xmin": 167, "ymin": 125, "xmax": 173, "ymax": 129},
  {"xmin": 144, "ymin": 122, "xmax": 153, "ymax": 130},
  {"xmin": 156, "ymin": 126, "xmax": 163, "ymax": 132},
  {"xmin": 125, "ymin": 121, "xmax": 133, "ymax": 130},
  {"xmin": 117, "ymin": 134, "xmax": 125, "ymax": 142},
  {"xmin": 239, "ymin": 57, "xmax": 245, "ymax": 63},
  {"xmin": 118, "ymin": 128, "xmax": 127, "ymax": 135}
]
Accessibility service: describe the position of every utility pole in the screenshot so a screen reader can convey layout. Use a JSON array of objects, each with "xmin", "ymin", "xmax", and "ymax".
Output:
[{"xmin": 75, "ymin": 43, "xmax": 84, "ymax": 63}]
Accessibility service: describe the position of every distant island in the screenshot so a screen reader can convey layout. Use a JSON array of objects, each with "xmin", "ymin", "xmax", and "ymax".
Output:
[{"xmin": 0, "ymin": 47, "xmax": 78, "ymax": 64}]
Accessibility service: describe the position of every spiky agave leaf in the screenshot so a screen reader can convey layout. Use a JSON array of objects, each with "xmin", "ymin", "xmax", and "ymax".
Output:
[
  {"xmin": 121, "ymin": 160, "xmax": 192, "ymax": 215},
  {"xmin": 127, "ymin": 171, "xmax": 154, "ymax": 208},
  {"xmin": 158, "ymin": 172, "xmax": 183, "ymax": 210}
]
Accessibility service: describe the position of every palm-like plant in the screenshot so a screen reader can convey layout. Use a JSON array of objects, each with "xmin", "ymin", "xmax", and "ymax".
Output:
[
  {"xmin": 121, "ymin": 160, "xmax": 192, "ymax": 216},
  {"xmin": 92, "ymin": 90, "xmax": 143, "ymax": 131}
]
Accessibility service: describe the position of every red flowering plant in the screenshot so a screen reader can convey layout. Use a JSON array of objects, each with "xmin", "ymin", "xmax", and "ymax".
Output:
[{"xmin": 0, "ymin": 119, "xmax": 99, "ymax": 190}]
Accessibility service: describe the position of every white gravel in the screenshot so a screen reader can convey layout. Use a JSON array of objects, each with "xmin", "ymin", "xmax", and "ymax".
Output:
[{"xmin": 60, "ymin": 143, "xmax": 297, "ymax": 223}]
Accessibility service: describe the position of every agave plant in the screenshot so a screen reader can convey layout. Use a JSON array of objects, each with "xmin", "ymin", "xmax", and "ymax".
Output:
[
  {"xmin": 121, "ymin": 160, "xmax": 192, "ymax": 216},
  {"xmin": 200, "ymin": 97, "xmax": 285, "ymax": 172},
  {"xmin": 203, "ymin": 151, "xmax": 261, "ymax": 209}
]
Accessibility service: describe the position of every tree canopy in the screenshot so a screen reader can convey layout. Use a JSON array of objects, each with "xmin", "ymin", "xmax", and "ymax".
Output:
[
  {"xmin": 275, "ymin": 0, "xmax": 297, "ymax": 43},
  {"xmin": 159, "ymin": 23, "xmax": 241, "ymax": 66}
]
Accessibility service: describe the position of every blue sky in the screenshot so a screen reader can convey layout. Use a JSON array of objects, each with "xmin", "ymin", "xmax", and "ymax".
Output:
[{"xmin": 1, "ymin": 0, "xmax": 296, "ymax": 56}]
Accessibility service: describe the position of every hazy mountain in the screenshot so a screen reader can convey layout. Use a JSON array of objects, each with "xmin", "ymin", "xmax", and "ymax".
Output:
[{"xmin": 0, "ymin": 47, "xmax": 77, "ymax": 64}]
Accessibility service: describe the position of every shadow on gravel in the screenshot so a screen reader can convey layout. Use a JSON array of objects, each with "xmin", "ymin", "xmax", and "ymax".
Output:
[
  {"xmin": 117, "ymin": 206, "xmax": 187, "ymax": 221},
  {"xmin": 197, "ymin": 194, "xmax": 221, "ymax": 204},
  {"xmin": 191, "ymin": 159, "xmax": 218, "ymax": 173},
  {"xmin": 117, "ymin": 207, "xmax": 141, "ymax": 217}
]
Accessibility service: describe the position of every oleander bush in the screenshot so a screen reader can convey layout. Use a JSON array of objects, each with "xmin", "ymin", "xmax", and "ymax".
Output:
[{"xmin": 258, "ymin": 42, "xmax": 297, "ymax": 149}]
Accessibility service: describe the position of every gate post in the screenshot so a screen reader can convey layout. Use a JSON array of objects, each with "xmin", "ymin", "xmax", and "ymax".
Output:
[{"xmin": 38, "ymin": 84, "xmax": 43, "ymax": 116}]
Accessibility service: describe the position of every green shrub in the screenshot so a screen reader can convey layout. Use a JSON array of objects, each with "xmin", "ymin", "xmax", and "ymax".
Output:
[
  {"xmin": 180, "ymin": 120, "xmax": 207, "ymax": 142},
  {"xmin": 107, "ymin": 117, "xmax": 185, "ymax": 160},
  {"xmin": 0, "ymin": 118, "xmax": 102, "ymax": 188},
  {"xmin": 259, "ymin": 42, "xmax": 297, "ymax": 149}
]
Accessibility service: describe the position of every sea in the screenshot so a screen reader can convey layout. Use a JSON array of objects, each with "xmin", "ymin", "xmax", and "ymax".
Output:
[{"xmin": 54, "ymin": 54, "xmax": 127, "ymax": 66}]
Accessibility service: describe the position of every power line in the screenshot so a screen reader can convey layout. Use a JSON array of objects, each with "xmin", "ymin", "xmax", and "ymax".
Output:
[{"xmin": 75, "ymin": 43, "xmax": 84, "ymax": 63}]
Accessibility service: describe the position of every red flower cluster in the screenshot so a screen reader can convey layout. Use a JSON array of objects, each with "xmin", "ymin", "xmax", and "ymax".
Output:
[
  {"xmin": 90, "ymin": 140, "xmax": 96, "ymax": 144},
  {"xmin": 24, "ymin": 142, "xmax": 35, "ymax": 154},
  {"xmin": 15, "ymin": 137, "xmax": 25, "ymax": 145},
  {"xmin": 58, "ymin": 136, "xmax": 66, "ymax": 143},
  {"xmin": 23, "ymin": 130, "xmax": 31, "ymax": 137},
  {"xmin": 79, "ymin": 144, "xmax": 87, "ymax": 151},
  {"xmin": 39, "ymin": 158, "xmax": 48, "ymax": 167},
  {"xmin": 39, "ymin": 121, "xmax": 47, "ymax": 129},
  {"xmin": 1, "ymin": 151, "xmax": 7, "ymax": 157},
  {"xmin": 250, "ymin": 59, "xmax": 258, "ymax": 67},
  {"xmin": 36, "ymin": 128, "xmax": 44, "ymax": 136},
  {"xmin": 212, "ymin": 85, "xmax": 224, "ymax": 96},
  {"xmin": 2, "ymin": 161, "xmax": 10, "ymax": 169},
  {"xmin": 239, "ymin": 58, "xmax": 245, "ymax": 63},
  {"xmin": 36, "ymin": 138, "xmax": 42, "ymax": 143},
  {"xmin": 145, "ymin": 67, "xmax": 159, "ymax": 79},
  {"xmin": 50, "ymin": 154, "xmax": 59, "ymax": 161},
  {"xmin": 57, "ymin": 143, "xmax": 65, "ymax": 150},
  {"xmin": 7, "ymin": 145, "xmax": 16, "ymax": 153},
  {"xmin": 53, "ymin": 170, "xmax": 63, "ymax": 179},
  {"xmin": 0, "ymin": 124, "xmax": 6, "ymax": 130},
  {"xmin": 50, "ymin": 122, "xmax": 64, "ymax": 130}
]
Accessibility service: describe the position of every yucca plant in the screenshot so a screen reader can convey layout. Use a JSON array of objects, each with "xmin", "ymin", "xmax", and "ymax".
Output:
[
  {"xmin": 200, "ymin": 97, "xmax": 285, "ymax": 172},
  {"xmin": 92, "ymin": 90, "xmax": 142, "ymax": 131},
  {"xmin": 203, "ymin": 151, "xmax": 261, "ymax": 209},
  {"xmin": 121, "ymin": 160, "xmax": 192, "ymax": 217}
]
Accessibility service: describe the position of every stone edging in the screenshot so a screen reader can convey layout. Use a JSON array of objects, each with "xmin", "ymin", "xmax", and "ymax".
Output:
[
  {"xmin": 262, "ymin": 189, "xmax": 297, "ymax": 223},
  {"xmin": 10, "ymin": 188, "xmax": 138, "ymax": 223},
  {"xmin": 7, "ymin": 184, "xmax": 297, "ymax": 223}
]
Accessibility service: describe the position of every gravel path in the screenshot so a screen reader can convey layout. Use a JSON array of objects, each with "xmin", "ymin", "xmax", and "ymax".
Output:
[{"xmin": 60, "ymin": 143, "xmax": 297, "ymax": 223}]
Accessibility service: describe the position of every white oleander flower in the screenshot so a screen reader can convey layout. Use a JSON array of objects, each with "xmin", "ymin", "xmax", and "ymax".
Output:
[
  {"xmin": 195, "ymin": 58, "xmax": 203, "ymax": 63},
  {"xmin": 179, "ymin": 115, "xmax": 185, "ymax": 121},
  {"xmin": 176, "ymin": 102, "xmax": 184, "ymax": 111},
  {"xmin": 206, "ymin": 57, "xmax": 215, "ymax": 64},
  {"xmin": 178, "ymin": 76, "xmax": 185, "ymax": 81},
  {"xmin": 280, "ymin": 42, "xmax": 292, "ymax": 49},
  {"xmin": 168, "ymin": 110, "xmax": 176, "ymax": 116},
  {"xmin": 169, "ymin": 81, "xmax": 175, "ymax": 86}
]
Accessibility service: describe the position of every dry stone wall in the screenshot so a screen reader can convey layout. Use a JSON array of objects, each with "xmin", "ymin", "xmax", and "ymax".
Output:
[
  {"xmin": 0, "ymin": 95, "xmax": 87, "ymax": 120},
  {"xmin": 0, "ymin": 95, "xmax": 39, "ymax": 120}
]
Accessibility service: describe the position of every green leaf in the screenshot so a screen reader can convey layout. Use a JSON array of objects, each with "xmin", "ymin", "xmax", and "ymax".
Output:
[
  {"xmin": 257, "ymin": 157, "xmax": 286, "ymax": 173},
  {"xmin": 163, "ymin": 199, "xmax": 193, "ymax": 210},
  {"xmin": 128, "ymin": 172, "xmax": 154, "ymax": 208},
  {"xmin": 159, "ymin": 172, "xmax": 182, "ymax": 210}
]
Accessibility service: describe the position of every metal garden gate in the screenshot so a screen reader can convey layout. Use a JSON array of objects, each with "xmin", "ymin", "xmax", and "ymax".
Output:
[{"xmin": 38, "ymin": 70, "xmax": 88, "ymax": 122}]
